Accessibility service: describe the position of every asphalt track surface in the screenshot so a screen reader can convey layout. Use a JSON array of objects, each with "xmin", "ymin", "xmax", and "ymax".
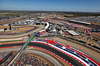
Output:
[{"xmin": 0, "ymin": 42, "xmax": 83, "ymax": 66}]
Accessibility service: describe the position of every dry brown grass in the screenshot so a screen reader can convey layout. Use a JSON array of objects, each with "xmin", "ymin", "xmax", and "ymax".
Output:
[
  {"xmin": 12, "ymin": 27, "xmax": 34, "ymax": 33},
  {"xmin": 90, "ymin": 22, "xmax": 100, "ymax": 25},
  {"xmin": 94, "ymin": 32, "xmax": 100, "ymax": 37},
  {"xmin": 0, "ymin": 26, "xmax": 9, "ymax": 28},
  {"xmin": 0, "ymin": 41, "xmax": 24, "ymax": 44}
]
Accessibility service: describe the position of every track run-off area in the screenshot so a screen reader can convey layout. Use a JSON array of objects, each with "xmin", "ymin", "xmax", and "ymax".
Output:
[{"xmin": 0, "ymin": 39, "xmax": 100, "ymax": 66}]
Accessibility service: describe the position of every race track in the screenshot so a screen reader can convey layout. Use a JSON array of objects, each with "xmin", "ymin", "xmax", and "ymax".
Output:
[{"xmin": 0, "ymin": 42, "xmax": 83, "ymax": 66}]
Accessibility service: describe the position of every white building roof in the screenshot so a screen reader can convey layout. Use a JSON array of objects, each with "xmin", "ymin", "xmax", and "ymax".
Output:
[
  {"xmin": 39, "ymin": 17, "xmax": 45, "ymax": 19},
  {"xmin": 53, "ymin": 29, "xmax": 56, "ymax": 32},
  {"xmin": 70, "ymin": 20, "xmax": 91, "ymax": 25},
  {"xmin": 68, "ymin": 30, "xmax": 79, "ymax": 35}
]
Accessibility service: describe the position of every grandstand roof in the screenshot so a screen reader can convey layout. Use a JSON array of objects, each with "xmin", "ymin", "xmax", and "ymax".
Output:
[
  {"xmin": 70, "ymin": 20, "xmax": 91, "ymax": 25},
  {"xmin": 67, "ymin": 30, "xmax": 79, "ymax": 35}
]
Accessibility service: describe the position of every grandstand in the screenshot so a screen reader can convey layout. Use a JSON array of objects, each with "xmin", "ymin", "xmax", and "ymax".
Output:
[
  {"xmin": 1, "ymin": 52, "xmax": 48, "ymax": 66},
  {"xmin": 0, "ymin": 51, "xmax": 11, "ymax": 61},
  {"xmin": 70, "ymin": 20, "xmax": 91, "ymax": 25},
  {"xmin": 70, "ymin": 16, "xmax": 100, "ymax": 23},
  {"xmin": 67, "ymin": 30, "xmax": 80, "ymax": 36}
]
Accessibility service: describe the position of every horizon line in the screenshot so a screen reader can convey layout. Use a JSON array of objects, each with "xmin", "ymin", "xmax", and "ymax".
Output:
[{"xmin": 0, "ymin": 10, "xmax": 100, "ymax": 13}]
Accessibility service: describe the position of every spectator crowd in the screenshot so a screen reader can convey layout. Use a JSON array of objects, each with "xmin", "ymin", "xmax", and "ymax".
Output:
[
  {"xmin": 1, "ymin": 52, "xmax": 49, "ymax": 66},
  {"xmin": 0, "ymin": 51, "xmax": 10, "ymax": 59}
]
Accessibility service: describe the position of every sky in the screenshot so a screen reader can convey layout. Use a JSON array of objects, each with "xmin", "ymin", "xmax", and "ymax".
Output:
[{"xmin": 0, "ymin": 0, "xmax": 100, "ymax": 12}]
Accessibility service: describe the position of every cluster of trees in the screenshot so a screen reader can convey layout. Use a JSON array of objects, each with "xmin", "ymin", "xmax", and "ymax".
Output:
[
  {"xmin": 0, "ymin": 11, "xmax": 29, "ymax": 19},
  {"xmin": 0, "ymin": 11, "xmax": 100, "ymax": 19},
  {"xmin": 63, "ymin": 12, "xmax": 100, "ymax": 17}
]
